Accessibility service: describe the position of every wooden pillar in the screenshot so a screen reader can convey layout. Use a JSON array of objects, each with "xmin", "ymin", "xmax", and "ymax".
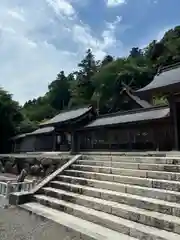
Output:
[
  {"xmin": 152, "ymin": 127, "xmax": 157, "ymax": 151},
  {"xmin": 71, "ymin": 131, "xmax": 78, "ymax": 154},
  {"xmin": 169, "ymin": 95, "xmax": 179, "ymax": 150},
  {"xmin": 13, "ymin": 141, "xmax": 16, "ymax": 153},
  {"xmin": 128, "ymin": 130, "xmax": 132, "ymax": 151},
  {"xmin": 52, "ymin": 132, "xmax": 56, "ymax": 151}
]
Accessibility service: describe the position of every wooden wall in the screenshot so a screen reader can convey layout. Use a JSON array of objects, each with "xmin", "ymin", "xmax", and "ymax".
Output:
[{"xmin": 78, "ymin": 120, "xmax": 174, "ymax": 151}]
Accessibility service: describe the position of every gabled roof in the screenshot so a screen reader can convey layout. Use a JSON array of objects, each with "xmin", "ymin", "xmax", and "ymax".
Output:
[
  {"xmin": 124, "ymin": 88, "xmax": 152, "ymax": 108},
  {"xmin": 84, "ymin": 106, "xmax": 169, "ymax": 129},
  {"xmin": 136, "ymin": 63, "xmax": 180, "ymax": 94},
  {"xmin": 12, "ymin": 133, "xmax": 27, "ymax": 140},
  {"xmin": 12, "ymin": 127, "xmax": 55, "ymax": 140},
  {"xmin": 40, "ymin": 106, "xmax": 92, "ymax": 126},
  {"xmin": 28, "ymin": 127, "xmax": 54, "ymax": 136}
]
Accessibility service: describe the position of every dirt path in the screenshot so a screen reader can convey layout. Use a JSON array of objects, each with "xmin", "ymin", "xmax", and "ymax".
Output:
[{"xmin": 0, "ymin": 206, "xmax": 82, "ymax": 240}]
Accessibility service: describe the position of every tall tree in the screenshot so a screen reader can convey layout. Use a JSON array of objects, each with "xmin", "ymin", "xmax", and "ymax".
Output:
[
  {"xmin": 23, "ymin": 96, "xmax": 56, "ymax": 122},
  {"xmin": 69, "ymin": 49, "xmax": 97, "ymax": 107},
  {"xmin": 129, "ymin": 47, "xmax": 143, "ymax": 58},
  {"xmin": 0, "ymin": 88, "xmax": 23, "ymax": 152},
  {"xmin": 20, "ymin": 25, "xmax": 180, "ymax": 120},
  {"xmin": 101, "ymin": 55, "xmax": 114, "ymax": 66},
  {"xmin": 48, "ymin": 71, "xmax": 71, "ymax": 111}
]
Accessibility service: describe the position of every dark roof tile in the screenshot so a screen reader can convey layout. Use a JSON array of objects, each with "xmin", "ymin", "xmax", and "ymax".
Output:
[
  {"xmin": 28, "ymin": 127, "xmax": 54, "ymax": 136},
  {"xmin": 137, "ymin": 63, "xmax": 180, "ymax": 93},
  {"xmin": 11, "ymin": 133, "xmax": 27, "ymax": 140},
  {"xmin": 126, "ymin": 90, "xmax": 152, "ymax": 108},
  {"xmin": 12, "ymin": 127, "xmax": 55, "ymax": 140},
  {"xmin": 85, "ymin": 107, "xmax": 169, "ymax": 128},
  {"xmin": 40, "ymin": 106, "xmax": 92, "ymax": 126}
]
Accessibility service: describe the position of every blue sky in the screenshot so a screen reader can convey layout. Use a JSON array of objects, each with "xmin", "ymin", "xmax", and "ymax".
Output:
[{"xmin": 0, "ymin": 0, "xmax": 180, "ymax": 104}]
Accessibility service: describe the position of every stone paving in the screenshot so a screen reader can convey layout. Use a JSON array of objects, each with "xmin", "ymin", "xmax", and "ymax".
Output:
[
  {"xmin": 0, "ymin": 155, "xmax": 83, "ymax": 240},
  {"xmin": 0, "ymin": 206, "xmax": 83, "ymax": 240}
]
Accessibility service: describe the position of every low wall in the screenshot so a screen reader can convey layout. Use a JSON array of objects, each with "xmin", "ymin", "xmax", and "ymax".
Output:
[
  {"xmin": 0, "ymin": 153, "xmax": 71, "ymax": 178},
  {"xmin": 81, "ymin": 151, "xmax": 179, "ymax": 157}
]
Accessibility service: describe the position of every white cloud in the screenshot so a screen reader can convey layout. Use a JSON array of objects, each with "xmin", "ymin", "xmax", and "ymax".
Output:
[
  {"xmin": 72, "ymin": 16, "xmax": 123, "ymax": 59},
  {"xmin": 139, "ymin": 25, "xmax": 175, "ymax": 50},
  {"xmin": 0, "ymin": 0, "xmax": 78, "ymax": 103},
  {"xmin": 106, "ymin": 16, "xmax": 122, "ymax": 30},
  {"xmin": 7, "ymin": 9, "xmax": 25, "ymax": 22},
  {"xmin": 156, "ymin": 27, "xmax": 172, "ymax": 41},
  {"xmin": 106, "ymin": 0, "xmax": 126, "ymax": 7},
  {"xmin": 45, "ymin": 0, "xmax": 75, "ymax": 16},
  {"xmin": 0, "ymin": 0, "xmax": 124, "ymax": 104}
]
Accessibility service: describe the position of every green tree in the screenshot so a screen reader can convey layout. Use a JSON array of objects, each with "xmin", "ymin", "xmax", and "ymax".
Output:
[
  {"xmin": 48, "ymin": 71, "xmax": 71, "ymax": 111},
  {"xmin": 129, "ymin": 47, "xmax": 143, "ymax": 58},
  {"xmin": 91, "ymin": 57, "xmax": 154, "ymax": 113},
  {"xmin": 69, "ymin": 49, "xmax": 98, "ymax": 107},
  {"xmin": 101, "ymin": 55, "xmax": 114, "ymax": 66},
  {"xmin": 20, "ymin": 25, "xmax": 180, "ymax": 120},
  {"xmin": 0, "ymin": 88, "xmax": 23, "ymax": 152},
  {"xmin": 17, "ymin": 117, "xmax": 38, "ymax": 134},
  {"xmin": 23, "ymin": 96, "xmax": 56, "ymax": 122}
]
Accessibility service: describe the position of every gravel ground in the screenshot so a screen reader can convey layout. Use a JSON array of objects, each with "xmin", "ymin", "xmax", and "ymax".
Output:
[{"xmin": 0, "ymin": 206, "xmax": 84, "ymax": 240}]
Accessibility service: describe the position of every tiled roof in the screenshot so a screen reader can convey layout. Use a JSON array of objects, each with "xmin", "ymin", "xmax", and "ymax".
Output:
[
  {"xmin": 85, "ymin": 106, "xmax": 169, "ymax": 128},
  {"xmin": 137, "ymin": 63, "xmax": 180, "ymax": 93},
  {"xmin": 40, "ymin": 106, "xmax": 92, "ymax": 126},
  {"xmin": 12, "ymin": 127, "xmax": 55, "ymax": 140},
  {"xmin": 28, "ymin": 127, "xmax": 54, "ymax": 136},
  {"xmin": 12, "ymin": 133, "xmax": 28, "ymax": 140},
  {"xmin": 125, "ymin": 90, "xmax": 152, "ymax": 108}
]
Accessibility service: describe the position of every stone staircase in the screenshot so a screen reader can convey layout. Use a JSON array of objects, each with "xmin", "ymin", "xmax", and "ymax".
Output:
[{"xmin": 21, "ymin": 154, "xmax": 180, "ymax": 240}]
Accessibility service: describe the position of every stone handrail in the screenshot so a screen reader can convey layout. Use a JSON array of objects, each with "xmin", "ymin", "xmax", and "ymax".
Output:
[
  {"xmin": 31, "ymin": 154, "xmax": 82, "ymax": 194},
  {"xmin": 0, "ymin": 182, "xmax": 8, "ymax": 197},
  {"xmin": 9, "ymin": 154, "xmax": 82, "ymax": 205},
  {"xmin": 0, "ymin": 180, "xmax": 36, "ymax": 199}
]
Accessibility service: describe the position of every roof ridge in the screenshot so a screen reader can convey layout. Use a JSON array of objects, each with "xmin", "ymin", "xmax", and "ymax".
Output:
[
  {"xmin": 55, "ymin": 105, "xmax": 92, "ymax": 116},
  {"xmin": 40, "ymin": 105, "xmax": 93, "ymax": 126},
  {"xmin": 158, "ymin": 62, "xmax": 180, "ymax": 75},
  {"xmin": 125, "ymin": 89, "xmax": 152, "ymax": 108},
  {"xmin": 97, "ymin": 105, "xmax": 169, "ymax": 119}
]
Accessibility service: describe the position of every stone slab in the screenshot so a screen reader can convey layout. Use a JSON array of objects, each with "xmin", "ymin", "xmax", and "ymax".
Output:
[{"xmin": 21, "ymin": 202, "xmax": 134, "ymax": 240}]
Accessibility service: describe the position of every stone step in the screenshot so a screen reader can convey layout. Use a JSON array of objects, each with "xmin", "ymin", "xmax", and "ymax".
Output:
[
  {"xmin": 20, "ymin": 202, "xmax": 132, "ymax": 240},
  {"xmin": 82, "ymin": 152, "xmax": 168, "ymax": 157},
  {"xmin": 76, "ymin": 160, "xmax": 180, "ymax": 172},
  {"xmin": 49, "ymin": 180, "xmax": 180, "ymax": 217},
  {"xmin": 57, "ymin": 175, "xmax": 180, "ymax": 203},
  {"xmin": 64, "ymin": 169, "xmax": 180, "ymax": 191},
  {"xmin": 71, "ymin": 164, "xmax": 180, "ymax": 181},
  {"xmin": 34, "ymin": 194, "xmax": 180, "ymax": 240},
  {"xmin": 84, "ymin": 156, "xmax": 180, "ymax": 164},
  {"xmin": 41, "ymin": 186, "xmax": 180, "ymax": 234}
]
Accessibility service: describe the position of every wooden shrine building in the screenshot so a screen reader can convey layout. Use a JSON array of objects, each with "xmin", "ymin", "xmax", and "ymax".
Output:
[
  {"xmin": 12, "ymin": 106, "xmax": 96, "ymax": 153},
  {"xmin": 12, "ymin": 62, "xmax": 180, "ymax": 153},
  {"xmin": 137, "ymin": 62, "xmax": 180, "ymax": 150}
]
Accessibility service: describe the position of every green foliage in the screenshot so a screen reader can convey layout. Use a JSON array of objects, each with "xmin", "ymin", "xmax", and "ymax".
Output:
[
  {"xmin": 21, "ymin": 25, "xmax": 180, "ymax": 119},
  {"xmin": 17, "ymin": 118, "xmax": 38, "ymax": 134},
  {"xmin": 0, "ymin": 88, "xmax": 23, "ymax": 152},
  {"xmin": 47, "ymin": 71, "xmax": 71, "ymax": 111},
  {"xmin": 22, "ymin": 97, "xmax": 56, "ymax": 122},
  {"xmin": 69, "ymin": 49, "xmax": 98, "ymax": 107},
  {"xmin": 152, "ymin": 96, "xmax": 168, "ymax": 106},
  {"xmin": 2, "ymin": 25, "xmax": 180, "ymax": 149}
]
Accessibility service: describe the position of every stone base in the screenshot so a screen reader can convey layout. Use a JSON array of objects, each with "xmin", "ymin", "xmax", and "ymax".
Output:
[{"xmin": 9, "ymin": 192, "xmax": 33, "ymax": 205}]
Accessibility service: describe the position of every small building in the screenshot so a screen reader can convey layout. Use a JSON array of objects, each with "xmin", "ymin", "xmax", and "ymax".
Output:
[
  {"xmin": 12, "ymin": 106, "xmax": 95, "ymax": 153},
  {"xmin": 78, "ymin": 105, "xmax": 172, "ymax": 151},
  {"xmin": 12, "ymin": 63, "xmax": 180, "ymax": 152}
]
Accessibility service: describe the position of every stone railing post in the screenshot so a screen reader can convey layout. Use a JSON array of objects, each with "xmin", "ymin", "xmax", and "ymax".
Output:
[
  {"xmin": 32, "ymin": 179, "xmax": 36, "ymax": 188},
  {"xmin": 6, "ymin": 181, "xmax": 11, "ymax": 199}
]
